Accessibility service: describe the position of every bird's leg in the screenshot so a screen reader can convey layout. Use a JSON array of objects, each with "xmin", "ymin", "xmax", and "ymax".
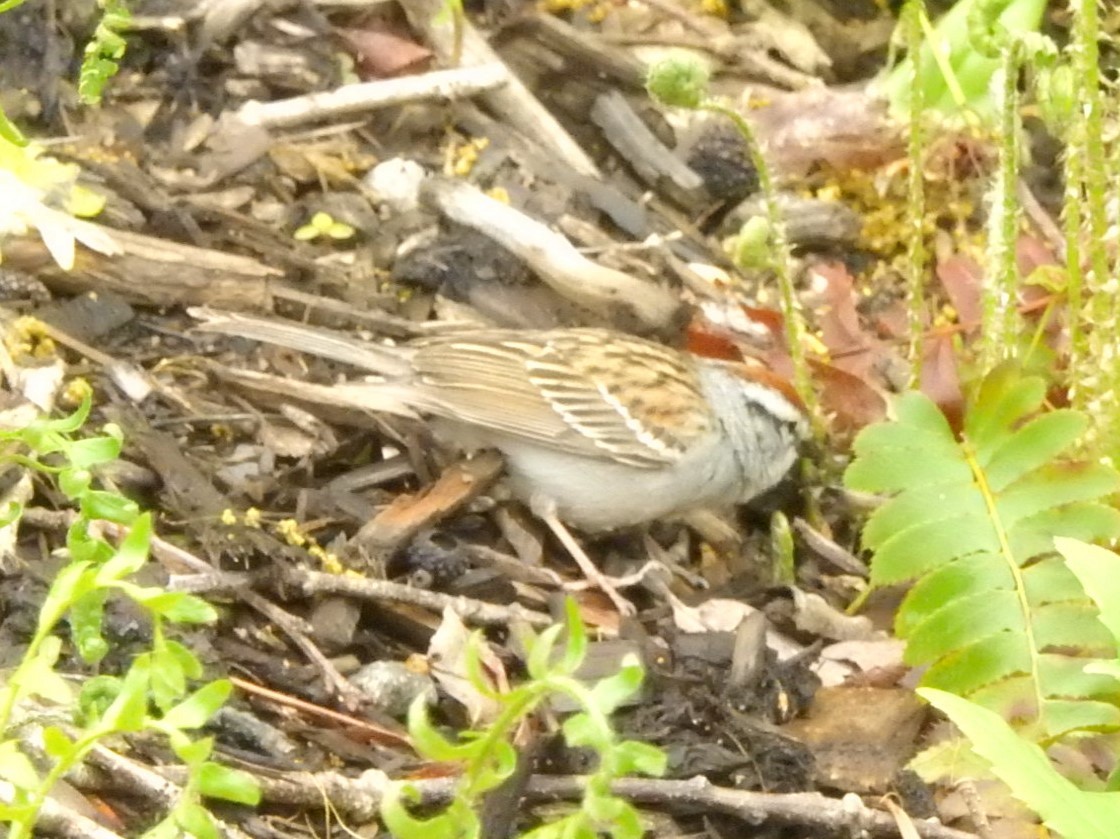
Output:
[{"xmin": 537, "ymin": 508, "xmax": 637, "ymax": 617}]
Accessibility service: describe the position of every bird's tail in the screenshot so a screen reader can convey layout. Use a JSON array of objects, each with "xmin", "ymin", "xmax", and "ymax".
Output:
[{"xmin": 189, "ymin": 307, "xmax": 415, "ymax": 378}]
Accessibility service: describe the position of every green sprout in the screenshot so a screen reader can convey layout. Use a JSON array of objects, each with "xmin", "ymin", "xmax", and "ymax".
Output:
[
  {"xmin": 381, "ymin": 599, "xmax": 666, "ymax": 839},
  {"xmin": 0, "ymin": 396, "xmax": 260, "ymax": 838},
  {"xmin": 882, "ymin": 0, "xmax": 1047, "ymax": 122},
  {"xmin": 79, "ymin": 0, "xmax": 132, "ymax": 106}
]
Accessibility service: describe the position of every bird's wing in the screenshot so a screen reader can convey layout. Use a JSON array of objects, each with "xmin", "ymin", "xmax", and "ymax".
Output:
[{"xmin": 410, "ymin": 329, "xmax": 714, "ymax": 467}]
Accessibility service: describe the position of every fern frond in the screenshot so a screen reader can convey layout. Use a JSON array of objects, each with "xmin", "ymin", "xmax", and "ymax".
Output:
[{"xmin": 845, "ymin": 365, "xmax": 1120, "ymax": 738}]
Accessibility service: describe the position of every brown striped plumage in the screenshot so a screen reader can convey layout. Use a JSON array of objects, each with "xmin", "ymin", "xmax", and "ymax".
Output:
[
  {"xmin": 192, "ymin": 313, "xmax": 807, "ymax": 533},
  {"xmin": 408, "ymin": 330, "xmax": 715, "ymax": 467}
]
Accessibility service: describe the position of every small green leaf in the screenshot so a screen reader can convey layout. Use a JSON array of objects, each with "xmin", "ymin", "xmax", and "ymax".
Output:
[
  {"xmin": 406, "ymin": 696, "xmax": 472, "ymax": 762},
  {"xmin": 162, "ymin": 639, "xmax": 204, "ymax": 680},
  {"xmin": 15, "ymin": 636, "xmax": 71, "ymax": 705},
  {"xmin": 38, "ymin": 562, "xmax": 95, "ymax": 631},
  {"xmin": 0, "ymin": 501, "xmax": 23, "ymax": 527},
  {"xmin": 121, "ymin": 587, "xmax": 218, "ymax": 624},
  {"xmin": 325, "ymin": 220, "xmax": 355, "ymax": 239},
  {"xmin": 66, "ymin": 435, "xmax": 122, "ymax": 469},
  {"xmin": 603, "ymin": 800, "xmax": 644, "ymax": 839},
  {"xmin": 0, "ymin": 740, "xmax": 41, "ymax": 789},
  {"xmin": 99, "ymin": 655, "xmax": 152, "ymax": 732},
  {"xmin": 921, "ymin": 632, "xmax": 1027, "ymax": 695},
  {"xmin": 461, "ymin": 632, "xmax": 502, "ymax": 701},
  {"xmin": 0, "ymin": 108, "xmax": 27, "ymax": 146},
  {"xmin": 1032, "ymin": 601, "xmax": 1114, "ymax": 652},
  {"xmin": 562, "ymin": 712, "xmax": 604, "ymax": 751},
  {"xmin": 41, "ymin": 726, "xmax": 74, "ymax": 759},
  {"xmin": 526, "ymin": 624, "xmax": 564, "ymax": 681},
  {"xmin": 59, "ymin": 468, "xmax": 93, "ymax": 498},
  {"xmin": 468, "ymin": 738, "xmax": 518, "ymax": 795},
  {"xmin": 1011, "ymin": 505, "xmax": 1120, "ymax": 558},
  {"xmin": 140, "ymin": 815, "xmax": 179, "ymax": 839},
  {"xmin": 149, "ymin": 644, "xmax": 189, "ymax": 712},
  {"xmin": 558, "ymin": 597, "xmax": 587, "ymax": 675},
  {"xmin": 170, "ymin": 735, "xmax": 213, "ymax": 765},
  {"xmin": 67, "ymin": 526, "xmax": 114, "ymax": 565},
  {"xmin": 1040, "ymin": 698, "xmax": 1120, "ymax": 739},
  {"xmin": 897, "ymin": 554, "xmax": 1009, "ymax": 634},
  {"xmin": 612, "ymin": 740, "xmax": 667, "ymax": 777},
  {"xmin": 1024, "ymin": 556, "xmax": 1097, "ymax": 605},
  {"xmin": 173, "ymin": 801, "xmax": 221, "ymax": 839},
  {"xmin": 847, "ymin": 418, "xmax": 970, "ymax": 492},
  {"xmin": 80, "ymin": 489, "xmax": 140, "ymax": 523},
  {"xmin": 870, "ymin": 514, "xmax": 999, "ymax": 586},
  {"xmin": 381, "ymin": 783, "xmax": 475, "ymax": 839},
  {"xmin": 589, "ymin": 655, "xmax": 644, "ymax": 715},
  {"xmin": 583, "ymin": 781, "xmax": 623, "ymax": 822},
  {"xmin": 729, "ymin": 216, "xmax": 773, "ymax": 271},
  {"xmin": 196, "ymin": 763, "xmax": 261, "ymax": 805},
  {"xmin": 39, "ymin": 396, "xmax": 92, "ymax": 434},
  {"xmin": 161, "ymin": 681, "xmax": 231, "ymax": 730},
  {"xmin": 998, "ymin": 465, "xmax": 1120, "ymax": 530},
  {"xmin": 94, "ymin": 514, "xmax": 151, "ymax": 585},
  {"xmin": 78, "ymin": 0, "xmax": 131, "ymax": 105},
  {"xmin": 963, "ymin": 367, "xmax": 1045, "ymax": 451},
  {"xmin": 904, "ymin": 589, "xmax": 1019, "ymax": 662},
  {"xmin": 863, "ymin": 484, "xmax": 984, "ymax": 550}
]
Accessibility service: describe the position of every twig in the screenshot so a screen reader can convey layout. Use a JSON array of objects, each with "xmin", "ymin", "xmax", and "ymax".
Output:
[
  {"xmin": 235, "ymin": 64, "xmax": 509, "ymax": 129},
  {"xmin": 421, "ymin": 178, "xmax": 683, "ymax": 333},
  {"xmin": 229, "ymin": 677, "xmax": 411, "ymax": 749},
  {"xmin": 285, "ymin": 566, "xmax": 555, "ymax": 629},
  {"xmin": 534, "ymin": 776, "xmax": 978, "ymax": 839}
]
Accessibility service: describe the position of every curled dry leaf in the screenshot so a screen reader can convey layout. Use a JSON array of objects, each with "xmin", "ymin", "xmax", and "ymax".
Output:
[
  {"xmin": 428, "ymin": 606, "xmax": 507, "ymax": 725},
  {"xmin": 810, "ymin": 360, "xmax": 888, "ymax": 436}
]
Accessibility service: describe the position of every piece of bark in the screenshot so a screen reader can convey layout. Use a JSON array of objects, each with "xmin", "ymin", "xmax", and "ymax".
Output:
[
  {"xmin": 590, "ymin": 90, "xmax": 707, "ymax": 210},
  {"xmin": 356, "ymin": 451, "xmax": 505, "ymax": 553},
  {"xmin": 496, "ymin": 13, "xmax": 646, "ymax": 89},
  {"xmin": 4, "ymin": 225, "xmax": 279, "ymax": 309}
]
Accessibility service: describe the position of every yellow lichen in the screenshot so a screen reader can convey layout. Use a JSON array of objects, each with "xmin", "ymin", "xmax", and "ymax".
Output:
[
  {"xmin": 4, "ymin": 317, "xmax": 56, "ymax": 360},
  {"xmin": 60, "ymin": 378, "xmax": 93, "ymax": 408},
  {"xmin": 445, "ymin": 136, "xmax": 489, "ymax": 177}
]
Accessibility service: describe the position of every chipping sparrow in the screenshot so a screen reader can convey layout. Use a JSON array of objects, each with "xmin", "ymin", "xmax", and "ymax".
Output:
[{"xmin": 192, "ymin": 311, "xmax": 808, "ymax": 611}]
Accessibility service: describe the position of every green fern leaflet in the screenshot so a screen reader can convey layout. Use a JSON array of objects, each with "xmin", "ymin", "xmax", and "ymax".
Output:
[{"xmin": 845, "ymin": 366, "xmax": 1120, "ymax": 740}]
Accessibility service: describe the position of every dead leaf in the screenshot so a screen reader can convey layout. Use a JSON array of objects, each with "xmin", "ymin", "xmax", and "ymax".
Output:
[
  {"xmin": 813, "ymin": 261, "xmax": 877, "ymax": 376},
  {"xmin": 428, "ymin": 607, "xmax": 507, "ymax": 725},
  {"xmin": 811, "ymin": 359, "xmax": 888, "ymax": 435},
  {"xmin": 935, "ymin": 254, "xmax": 984, "ymax": 329},
  {"xmin": 338, "ymin": 24, "xmax": 433, "ymax": 79},
  {"xmin": 919, "ymin": 331, "xmax": 963, "ymax": 432}
]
